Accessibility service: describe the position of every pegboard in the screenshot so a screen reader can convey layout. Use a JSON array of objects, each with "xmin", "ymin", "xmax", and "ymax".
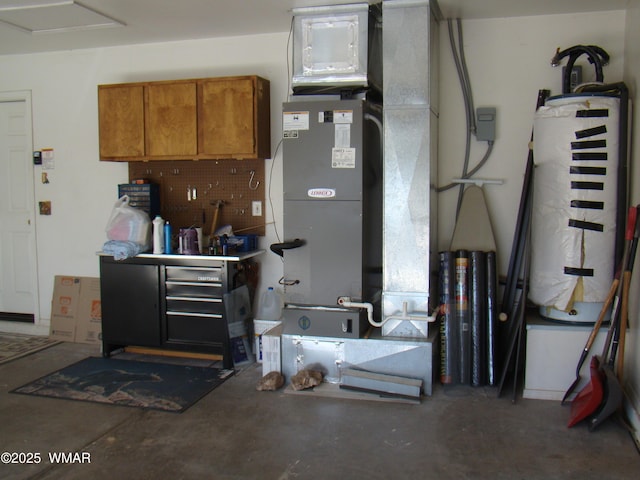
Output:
[{"xmin": 128, "ymin": 159, "xmax": 266, "ymax": 238}]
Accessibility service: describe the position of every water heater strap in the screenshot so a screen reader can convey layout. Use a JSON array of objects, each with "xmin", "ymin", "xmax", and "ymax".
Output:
[
  {"xmin": 564, "ymin": 267, "xmax": 595, "ymax": 276},
  {"xmin": 575, "ymin": 125, "xmax": 608, "ymax": 138},
  {"xmin": 571, "ymin": 200, "xmax": 604, "ymax": 210},
  {"xmin": 569, "ymin": 219, "xmax": 604, "ymax": 232},
  {"xmin": 573, "ymin": 152, "xmax": 608, "ymax": 162},
  {"xmin": 576, "ymin": 109, "xmax": 609, "ymax": 118}
]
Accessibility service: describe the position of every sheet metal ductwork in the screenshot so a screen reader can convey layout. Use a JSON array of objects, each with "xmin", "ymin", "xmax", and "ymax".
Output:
[{"xmin": 381, "ymin": 0, "xmax": 439, "ymax": 336}]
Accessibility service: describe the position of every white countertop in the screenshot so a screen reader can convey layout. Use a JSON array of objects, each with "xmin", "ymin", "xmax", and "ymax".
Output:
[{"xmin": 99, "ymin": 250, "xmax": 265, "ymax": 262}]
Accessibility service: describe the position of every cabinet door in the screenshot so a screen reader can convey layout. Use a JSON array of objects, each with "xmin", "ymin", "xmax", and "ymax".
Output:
[
  {"xmin": 100, "ymin": 261, "xmax": 161, "ymax": 347},
  {"xmin": 198, "ymin": 77, "xmax": 257, "ymax": 158},
  {"xmin": 146, "ymin": 82, "xmax": 197, "ymax": 158},
  {"xmin": 98, "ymin": 85, "xmax": 145, "ymax": 160}
]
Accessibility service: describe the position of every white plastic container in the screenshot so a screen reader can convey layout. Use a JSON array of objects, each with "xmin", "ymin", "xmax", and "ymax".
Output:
[
  {"xmin": 152, "ymin": 215, "xmax": 165, "ymax": 254},
  {"xmin": 257, "ymin": 287, "xmax": 283, "ymax": 321}
]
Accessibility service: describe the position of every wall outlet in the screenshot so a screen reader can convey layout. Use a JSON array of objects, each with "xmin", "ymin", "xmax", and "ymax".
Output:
[{"xmin": 252, "ymin": 200, "xmax": 262, "ymax": 217}]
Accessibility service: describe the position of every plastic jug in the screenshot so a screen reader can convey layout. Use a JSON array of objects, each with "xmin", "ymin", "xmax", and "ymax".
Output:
[
  {"xmin": 258, "ymin": 287, "xmax": 282, "ymax": 320},
  {"xmin": 152, "ymin": 215, "xmax": 165, "ymax": 254}
]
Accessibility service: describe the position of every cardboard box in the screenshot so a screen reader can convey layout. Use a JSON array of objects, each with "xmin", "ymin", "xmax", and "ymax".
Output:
[
  {"xmin": 50, "ymin": 276, "xmax": 101, "ymax": 344},
  {"xmin": 254, "ymin": 319, "xmax": 281, "ymax": 363},
  {"xmin": 262, "ymin": 323, "xmax": 283, "ymax": 377}
]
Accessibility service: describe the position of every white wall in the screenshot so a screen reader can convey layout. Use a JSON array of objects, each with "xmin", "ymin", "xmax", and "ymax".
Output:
[
  {"xmin": 438, "ymin": 11, "xmax": 625, "ymax": 269},
  {"xmin": 623, "ymin": 0, "xmax": 640, "ymax": 441},
  {"xmin": 0, "ymin": 33, "xmax": 290, "ymax": 329}
]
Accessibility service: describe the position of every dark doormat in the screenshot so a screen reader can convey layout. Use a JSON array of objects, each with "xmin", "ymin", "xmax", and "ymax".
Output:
[{"xmin": 11, "ymin": 357, "xmax": 234, "ymax": 413}]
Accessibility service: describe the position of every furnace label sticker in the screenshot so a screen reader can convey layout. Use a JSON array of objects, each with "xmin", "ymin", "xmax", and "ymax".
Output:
[
  {"xmin": 283, "ymin": 111, "xmax": 309, "ymax": 131},
  {"xmin": 333, "ymin": 110, "xmax": 353, "ymax": 124},
  {"xmin": 283, "ymin": 130, "xmax": 298, "ymax": 139},
  {"xmin": 334, "ymin": 124, "xmax": 350, "ymax": 148},
  {"xmin": 318, "ymin": 110, "xmax": 353, "ymax": 124},
  {"xmin": 332, "ymin": 147, "xmax": 356, "ymax": 168}
]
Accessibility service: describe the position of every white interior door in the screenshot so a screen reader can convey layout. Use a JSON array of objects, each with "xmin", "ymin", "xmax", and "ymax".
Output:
[{"xmin": 0, "ymin": 96, "xmax": 37, "ymax": 317}]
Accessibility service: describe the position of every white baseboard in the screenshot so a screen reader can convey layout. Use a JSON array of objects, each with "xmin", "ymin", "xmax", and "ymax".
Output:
[
  {"xmin": 0, "ymin": 320, "xmax": 50, "ymax": 336},
  {"xmin": 623, "ymin": 382, "xmax": 640, "ymax": 448}
]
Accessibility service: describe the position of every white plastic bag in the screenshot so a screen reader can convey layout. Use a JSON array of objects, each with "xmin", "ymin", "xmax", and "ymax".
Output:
[{"xmin": 105, "ymin": 195, "xmax": 151, "ymax": 248}]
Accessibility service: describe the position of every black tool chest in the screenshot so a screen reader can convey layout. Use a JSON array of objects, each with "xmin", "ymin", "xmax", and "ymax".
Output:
[
  {"xmin": 165, "ymin": 266, "xmax": 226, "ymax": 346},
  {"xmin": 99, "ymin": 252, "xmax": 261, "ymax": 369}
]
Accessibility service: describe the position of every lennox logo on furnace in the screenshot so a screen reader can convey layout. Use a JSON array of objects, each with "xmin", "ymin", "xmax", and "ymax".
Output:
[{"xmin": 307, "ymin": 188, "xmax": 336, "ymax": 198}]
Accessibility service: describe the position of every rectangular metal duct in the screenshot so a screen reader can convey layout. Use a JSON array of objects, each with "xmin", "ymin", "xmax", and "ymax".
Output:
[{"xmin": 381, "ymin": 0, "xmax": 440, "ymax": 336}]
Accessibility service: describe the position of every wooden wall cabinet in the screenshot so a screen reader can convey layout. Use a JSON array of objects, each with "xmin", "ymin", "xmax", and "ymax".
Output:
[
  {"xmin": 98, "ymin": 75, "xmax": 270, "ymax": 162},
  {"xmin": 198, "ymin": 76, "xmax": 271, "ymax": 159},
  {"xmin": 98, "ymin": 84, "xmax": 145, "ymax": 159},
  {"xmin": 146, "ymin": 81, "xmax": 198, "ymax": 158}
]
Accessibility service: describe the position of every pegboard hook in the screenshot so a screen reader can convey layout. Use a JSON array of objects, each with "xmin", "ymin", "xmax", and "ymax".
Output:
[{"xmin": 249, "ymin": 170, "xmax": 260, "ymax": 190}]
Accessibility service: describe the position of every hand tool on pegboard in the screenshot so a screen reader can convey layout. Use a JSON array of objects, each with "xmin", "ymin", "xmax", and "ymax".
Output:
[{"xmin": 209, "ymin": 200, "xmax": 225, "ymax": 238}]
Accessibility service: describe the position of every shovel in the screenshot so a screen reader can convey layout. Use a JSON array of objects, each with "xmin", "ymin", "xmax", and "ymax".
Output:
[
  {"xmin": 567, "ymin": 206, "xmax": 637, "ymax": 428},
  {"xmin": 585, "ymin": 311, "xmax": 625, "ymax": 431},
  {"xmin": 567, "ymin": 356, "xmax": 605, "ymax": 427},
  {"xmin": 560, "ymin": 275, "xmax": 618, "ymax": 405},
  {"xmin": 588, "ymin": 358, "xmax": 624, "ymax": 430}
]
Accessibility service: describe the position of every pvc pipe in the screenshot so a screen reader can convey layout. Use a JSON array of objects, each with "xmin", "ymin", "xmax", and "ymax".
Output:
[
  {"xmin": 337, "ymin": 297, "xmax": 437, "ymax": 328},
  {"xmin": 385, "ymin": 301, "xmax": 437, "ymax": 324},
  {"xmin": 337, "ymin": 297, "xmax": 379, "ymax": 326}
]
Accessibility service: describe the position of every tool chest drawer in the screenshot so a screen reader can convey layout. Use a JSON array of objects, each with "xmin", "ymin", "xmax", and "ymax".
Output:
[
  {"xmin": 165, "ymin": 281, "xmax": 223, "ymax": 298},
  {"xmin": 165, "ymin": 266, "xmax": 223, "ymax": 283},
  {"xmin": 166, "ymin": 296, "xmax": 224, "ymax": 315},
  {"xmin": 166, "ymin": 312, "xmax": 227, "ymax": 344}
]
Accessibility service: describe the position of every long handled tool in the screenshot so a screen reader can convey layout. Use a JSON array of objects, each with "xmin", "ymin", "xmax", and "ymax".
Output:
[
  {"xmin": 568, "ymin": 206, "xmax": 637, "ymax": 428},
  {"xmin": 561, "ymin": 275, "xmax": 618, "ymax": 405},
  {"xmin": 589, "ymin": 205, "xmax": 639, "ymax": 430},
  {"xmin": 616, "ymin": 205, "xmax": 639, "ymax": 380}
]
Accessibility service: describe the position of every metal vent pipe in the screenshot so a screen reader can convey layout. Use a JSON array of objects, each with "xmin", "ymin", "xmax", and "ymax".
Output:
[{"xmin": 381, "ymin": 0, "xmax": 440, "ymax": 336}]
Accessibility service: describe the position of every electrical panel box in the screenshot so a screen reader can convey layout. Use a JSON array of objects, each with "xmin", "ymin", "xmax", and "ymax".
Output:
[{"xmin": 476, "ymin": 107, "xmax": 497, "ymax": 142}]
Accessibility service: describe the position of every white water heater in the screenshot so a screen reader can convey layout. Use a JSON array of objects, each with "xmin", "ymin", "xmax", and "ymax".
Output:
[{"xmin": 530, "ymin": 93, "xmax": 621, "ymax": 322}]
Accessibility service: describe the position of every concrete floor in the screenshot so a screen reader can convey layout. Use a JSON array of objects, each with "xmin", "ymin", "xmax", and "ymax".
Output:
[{"xmin": 1, "ymin": 341, "xmax": 639, "ymax": 480}]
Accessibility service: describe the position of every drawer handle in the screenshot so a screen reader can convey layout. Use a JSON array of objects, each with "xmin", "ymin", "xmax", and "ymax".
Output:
[
  {"xmin": 166, "ymin": 281, "xmax": 222, "ymax": 287},
  {"xmin": 166, "ymin": 311, "xmax": 223, "ymax": 319},
  {"xmin": 166, "ymin": 266, "xmax": 222, "ymax": 271},
  {"xmin": 166, "ymin": 296, "xmax": 222, "ymax": 303}
]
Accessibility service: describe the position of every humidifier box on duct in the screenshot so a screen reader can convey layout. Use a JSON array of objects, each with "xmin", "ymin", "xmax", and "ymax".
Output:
[{"xmin": 290, "ymin": 2, "xmax": 382, "ymax": 94}]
